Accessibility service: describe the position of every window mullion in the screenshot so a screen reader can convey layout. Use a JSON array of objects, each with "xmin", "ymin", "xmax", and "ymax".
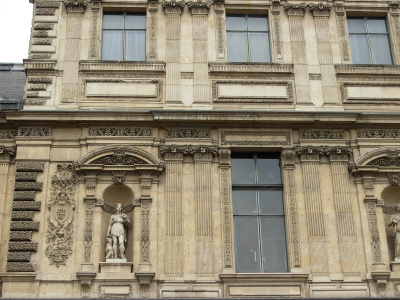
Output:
[{"xmin": 256, "ymin": 191, "xmax": 263, "ymax": 272}]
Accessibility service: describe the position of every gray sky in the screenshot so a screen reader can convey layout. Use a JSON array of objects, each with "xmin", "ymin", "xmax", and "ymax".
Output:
[{"xmin": 0, "ymin": 1, "xmax": 33, "ymax": 63}]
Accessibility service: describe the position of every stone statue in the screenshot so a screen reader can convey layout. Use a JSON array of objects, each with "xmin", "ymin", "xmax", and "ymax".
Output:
[
  {"xmin": 388, "ymin": 204, "xmax": 400, "ymax": 261},
  {"xmin": 106, "ymin": 203, "xmax": 130, "ymax": 259}
]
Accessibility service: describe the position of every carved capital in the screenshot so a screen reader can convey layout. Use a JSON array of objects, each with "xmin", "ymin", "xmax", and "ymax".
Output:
[
  {"xmin": 309, "ymin": 3, "xmax": 332, "ymax": 17},
  {"xmin": 160, "ymin": 145, "xmax": 219, "ymax": 158},
  {"xmin": 188, "ymin": 0, "xmax": 212, "ymax": 14},
  {"xmin": 162, "ymin": 0, "xmax": 185, "ymax": 14},
  {"xmin": 282, "ymin": 149, "xmax": 296, "ymax": 168},
  {"xmin": 218, "ymin": 148, "xmax": 231, "ymax": 166},
  {"xmin": 295, "ymin": 146, "xmax": 322, "ymax": 161},
  {"xmin": 0, "ymin": 146, "xmax": 16, "ymax": 162},
  {"xmin": 64, "ymin": 0, "xmax": 88, "ymax": 14},
  {"xmin": 390, "ymin": 2, "xmax": 400, "ymax": 15},
  {"xmin": 283, "ymin": 3, "xmax": 307, "ymax": 17}
]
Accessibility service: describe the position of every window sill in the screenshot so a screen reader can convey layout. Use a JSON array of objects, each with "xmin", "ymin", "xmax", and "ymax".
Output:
[
  {"xmin": 219, "ymin": 272, "xmax": 309, "ymax": 282},
  {"xmin": 335, "ymin": 64, "xmax": 400, "ymax": 76},
  {"xmin": 209, "ymin": 62, "xmax": 294, "ymax": 75},
  {"xmin": 79, "ymin": 60, "xmax": 166, "ymax": 73}
]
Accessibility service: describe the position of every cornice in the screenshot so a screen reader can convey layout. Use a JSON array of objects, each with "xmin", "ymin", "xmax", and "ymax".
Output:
[
  {"xmin": 209, "ymin": 63, "xmax": 294, "ymax": 74},
  {"xmin": 79, "ymin": 61, "xmax": 166, "ymax": 73},
  {"xmin": 24, "ymin": 60, "xmax": 57, "ymax": 71},
  {"xmin": 335, "ymin": 64, "xmax": 400, "ymax": 76}
]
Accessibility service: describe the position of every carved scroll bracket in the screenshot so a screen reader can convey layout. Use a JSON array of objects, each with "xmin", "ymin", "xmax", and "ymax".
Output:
[{"xmin": 135, "ymin": 272, "xmax": 155, "ymax": 298}]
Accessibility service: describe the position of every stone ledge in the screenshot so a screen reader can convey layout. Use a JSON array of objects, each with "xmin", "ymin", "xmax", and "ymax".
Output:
[
  {"xmin": 209, "ymin": 63, "xmax": 294, "ymax": 74},
  {"xmin": 335, "ymin": 64, "xmax": 400, "ymax": 76},
  {"xmin": 79, "ymin": 61, "xmax": 166, "ymax": 73}
]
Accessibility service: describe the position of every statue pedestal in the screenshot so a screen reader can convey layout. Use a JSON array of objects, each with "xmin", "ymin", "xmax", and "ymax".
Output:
[
  {"xmin": 391, "ymin": 261, "xmax": 400, "ymax": 272},
  {"xmin": 100, "ymin": 259, "xmax": 133, "ymax": 273}
]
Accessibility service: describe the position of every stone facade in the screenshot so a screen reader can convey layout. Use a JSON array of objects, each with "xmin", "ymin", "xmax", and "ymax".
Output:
[{"xmin": 1, "ymin": 0, "xmax": 400, "ymax": 298}]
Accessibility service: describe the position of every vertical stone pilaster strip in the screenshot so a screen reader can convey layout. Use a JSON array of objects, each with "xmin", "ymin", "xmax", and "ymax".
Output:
[
  {"xmin": 282, "ymin": 150, "xmax": 301, "ymax": 269},
  {"xmin": 214, "ymin": 0, "xmax": 226, "ymax": 60},
  {"xmin": 335, "ymin": 2, "xmax": 351, "ymax": 62},
  {"xmin": 62, "ymin": 2, "xmax": 87, "ymax": 103},
  {"xmin": 89, "ymin": 0, "xmax": 100, "ymax": 58},
  {"xmin": 84, "ymin": 199, "xmax": 95, "ymax": 262},
  {"xmin": 194, "ymin": 152, "xmax": 213, "ymax": 274},
  {"xmin": 141, "ymin": 199, "xmax": 151, "ymax": 263},
  {"xmin": 164, "ymin": 152, "xmax": 184, "ymax": 274},
  {"xmin": 271, "ymin": 0, "xmax": 283, "ymax": 60},
  {"xmin": 389, "ymin": 2, "xmax": 400, "ymax": 64},
  {"xmin": 296, "ymin": 147, "xmax": 329, "ymax": 275},
  {"xmin": 329, "ymin": 150, "xmax": 359, "ymax": 275},
  {"xmin": 219, "ymin": 149, "xmax": 233, "ymax": 269},
  {"xmin": 162, "ymin": 2, "xmax": 184, "ymax": 103},
  {"xmin": 190, "ymin": 2, "xmax": 211, "ymax": 103},
  {"xmin": 284, "ymin": 4, "xmax": 312, "ymax": 104},
  {"xmin": 310, "ymin": 4, "xmax": 339, "ymax": 104},
  {"xmin": 148, "ymin": 0, "xmax": 159, "ymax": 60}
]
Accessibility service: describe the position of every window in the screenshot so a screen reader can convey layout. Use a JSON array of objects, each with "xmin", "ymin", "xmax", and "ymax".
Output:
[
  {"xmin": 102, "ymin": 12, "xmax": 146, "ymax": 61},
  {"xmin": 231, "ymin": 153, "xmax": 288, "ymax": 273},
  {"xmin": 226, "ymin": 14, "xmax": 271, "ymax": 63},
  {"xmin": 348, "ymin": 17, "xmax": 393, "ymax": 64}
]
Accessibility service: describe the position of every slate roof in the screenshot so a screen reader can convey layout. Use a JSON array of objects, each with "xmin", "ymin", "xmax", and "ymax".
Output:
[{"xmin": 0, "ymin": 63, "xmax": 25, "ymax": 110}]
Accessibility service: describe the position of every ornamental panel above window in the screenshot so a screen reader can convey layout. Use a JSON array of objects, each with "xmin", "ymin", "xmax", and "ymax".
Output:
[
  {"xmin": 226, "ymin": 14, "xmax": 271, "ymax": 63},
  {"xmin": 347, "ymin": 17, "xmax": 393, "ymax": 65},
  {"xmin": 102, "ymin": 12, "xmax": 146, "ymax": 61}
]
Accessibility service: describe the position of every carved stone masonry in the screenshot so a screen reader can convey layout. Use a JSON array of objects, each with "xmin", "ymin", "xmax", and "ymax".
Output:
[
  {"xmin": 161, "ymin": 0, "xmax": 185, "ymax": 12},
  {"xmin": 389, "ymin": 2, "xmax": 400, "ymax": 65},
  {"xmin": 148, "ymin": 0, "xmax": 159, "ymax": 59},
  {"xmin": 283, "ymin": 3, "xmax": 307, "ymax": 17},
  {"xmin": 188, "ymin": 0, "xmax": 212, "ymax": 14},
  {"xmin": 214, "ymin": 0, "xmax": 225, "ymax": 59},
  {"xmin": 388, "ymin": 173, "xmax": 400, "ymax": 186},
  {"xmin": 0, "ymin": 146, "xmax": 16, "ymax": 162},
  {"xmin": 45, "ymin": 164, "xmax": 77, "ymax": 267},
  {"xmin": 272, "ymin": 0, "xmax": 283, "ymax": 59},
  {"xmin": 335, "ymin": 2, "xmax": 350, "ymax": 61},
  {"xmin": 160, "ymin": 145, "xmax": 218, "ymax": 157},
  {"xmin": 309, "ymin": 3, "xmax": 332, "ymax": 17},
  {"xmin": 166, "ymin": 128, "xmax": 211, "ymax": 139},
  {"xmin": 64, "ymin": 0, "xmax": 88, "ymax": 14},
  {"xmin": 89, "ymin": 0, "xmax": 101, "ymax": 58}
]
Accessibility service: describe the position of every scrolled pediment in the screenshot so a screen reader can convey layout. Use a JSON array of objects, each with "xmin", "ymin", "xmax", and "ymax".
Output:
[
  {"xmin": 74, "ymin": 145, "xmax": 164, "ymax": 175},
  {"xmin": 355, "ymin": 147, "xmax": 400, "ymax": 168}
]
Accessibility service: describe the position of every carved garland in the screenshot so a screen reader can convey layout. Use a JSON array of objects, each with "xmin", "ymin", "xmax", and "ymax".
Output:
[{"xmin": 45, "ymin": 164, "xmax": 77, "ymax": 267}]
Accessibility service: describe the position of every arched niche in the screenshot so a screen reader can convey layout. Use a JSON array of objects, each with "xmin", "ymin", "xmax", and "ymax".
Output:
[
  {"xmin": 382, "ymin": 185, "xmax": 400, "ymax": 261},
  {"xmin": 100, "ymin": 184, "xmax": 135, "ymax": 262}
]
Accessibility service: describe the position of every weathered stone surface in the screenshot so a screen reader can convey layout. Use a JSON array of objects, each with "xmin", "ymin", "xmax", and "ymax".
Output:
[
  {"xmin": 9, "ymin": 231, "xmax": 33, "ymax": 241},
  {"xmin": 15, "ymin": 162, "xmax": 44, "ymax": 172},
  {"xmin": 15, "ymin": 172, "xmax": 38, "ymax": 182},
  {"xmin": 11, "ymin": 211, "xmax": 35, "ymax": 221},
  {"xmin": 6, "ymin": 262, "xmax": 36, "ymax": 272},
  {"xmin": 14, "ymin": 182, "xmax": 43, "ymax": 191},
  {"xmin": 12, "ymin": 201, "xmax": 41, "ymax": 211},
  {"xmin": 8, "ymin": 242, "xmax": 38, "ymax": 252},
  {"xmin": 10, "ymin": 221, "xmax": 39, "ymax": 231},
  {"xmin": 7, "ymin": 251, "xmax": 31, "ymax": 262},
  {"xmin": 13, "ymin": 191, "xmax": 36, "ymax": 201}
]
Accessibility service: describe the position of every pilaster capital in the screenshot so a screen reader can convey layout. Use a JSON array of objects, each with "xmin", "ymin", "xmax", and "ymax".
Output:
[
  {"xmin": 309, "ymin": 3, "xmax": 332, "ymax": 17},
  {"xmin": 161, "ymin": 0, "xmax": 185, "ymax": 14},
  {"xmin": 0, "ymin": 146, "xmax": 16, "ymax": 162},
  {"xmin": 160, "ymin": 145, "xmax": 218, "ymax": 159},
  {"xmin": 282, "ymin": 148, "xmax": 296, "ymax": 168},
  {"xmin": 283, "ymin": 3, "xmax": 307, "ymax": 17},
  {"xmin": 214, "ymin": 0, "xmax": 225, "ymax": 13},
  {"xmin": 188, "ymin": 0, "xmax": 212, "ymax": 15},
  {"xmin": 390, "ymin": 1, "xmax": 400, "ymax": 15},
  {"xmin": 64, "ymin": 0, "xmax": 88, "ymax": 14}
]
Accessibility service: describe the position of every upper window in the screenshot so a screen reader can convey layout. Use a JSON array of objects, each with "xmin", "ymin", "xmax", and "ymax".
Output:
[
  {"xmin": 231, "ymin": 153, "xmax": 288, "ymax": 273},
  {"xmin": 347, "ymin": 17, "xmax": 393, "ymax": 64},
  {"xmin": 226, "ymin": 14, "xmax": 271, "ymax": 63},
  {"xmin": 102, "ymin": 12, "xmax": 146, "ymax": 61}
]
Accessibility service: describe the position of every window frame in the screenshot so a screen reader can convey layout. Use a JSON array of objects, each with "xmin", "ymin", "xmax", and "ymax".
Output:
[
  {"xmin": 226, "ymin": 14, "xmax": 271, "ymax": 63},
  {"xmin": 101, "ymin": 12, "xmax": 147, "ymax": 61},
  {"xmin": 231, "ymin": 152, "xmax": 288, "ymax": 273},
  {"xmin": 347, "ymin": 16, "xmax": 393, "ymax": 65}
]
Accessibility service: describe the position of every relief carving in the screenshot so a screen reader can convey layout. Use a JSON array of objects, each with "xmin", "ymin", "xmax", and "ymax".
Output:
[
  {"xmin": 45, "ymin": 164, "xmax": 77, "ymax": 267},
  {"xmin": 283, "ymin": 3, "xmax": 307, "ymax": 17},
  {"xmin": 300, "ymin": 129, "xmax": 344, "ymax": 139},
  {"xmin": 160, "ymin": 145, "xmax": 218, "ymax": 156},
  {"xmin": 358, "ymin": 129, "xmax": 400, "ymax": 139},
  {"xmin": 335, "ymin": 2, "xmax": 350, "ymax": 61},
  {"xmin": 309, "ymin": 2, "xmax": 332, "ymax": 17},
  {"xmin": 18, "ymin": 127, "xmax": 52, "ymax": 137},
  {"xmin": 88, "ymin": 127, "xmax": 152, "ymax": 137},
  {"xmin": 64, "ymin": 0, "xmax": 88, "ymax": 13},
  {"xmin": 367, "ymin": 150, "xmax": 400, "ymax": 167},
  {"xmin": 91, "ymin": 149, "xmax": 147, "ymax": 165},
  {"xmin": 165, "ymin": 128, "xmax": 211, "ymax": 138},
  {"xmin": 0, "ymin": 130, "xmax": 17, "ymax": 139}
]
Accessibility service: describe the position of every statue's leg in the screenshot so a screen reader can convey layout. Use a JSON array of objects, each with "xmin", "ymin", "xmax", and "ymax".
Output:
[
  {"xmin": 119, "ymin": 235, "xmax": 126, "ymax": 259},
  {"xmin": 112, "ymin": 236, "xmax": 118, "ymax": 259}
]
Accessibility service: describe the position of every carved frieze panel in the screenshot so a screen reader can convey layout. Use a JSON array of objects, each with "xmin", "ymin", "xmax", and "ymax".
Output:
[
  {"xmin": 160, "ymin": 145, "xmax": 218, "ymax": 157},
  {"xmin": 300, "ymin": 129, "xmax": 345, "ymax": 139},
  {"xmin": 45, "ymin": 164, "xmax": 77, "ymax": 267},
  {"xmin": 18, "ymin": 127, "xmax": 52, "ymax": 137},
  {"xmin": 221, "ymin": 130, "xmax": 291, "ymax": 146},
  {"xmin": 213, "ymin": 80, "xmax": 293, "ymax": 103},
  {"xmin": 64, "ymin": 0, "xmax": 88, "ymax": 14},
  {"xmin": 358, "ymin": 129, "xmax": 400, "ymax": 139},
  {"xmin": 283, "ymin": 3, "xmax": 307, "ymax": 17},
  {"xmin": 165, "ymin": 128, "xmax": 211, "ymax": 139},
  {"xmin": 89, "ymin": 127, "xmax": 152, "ymax": 137},
  {"xmin": 90, "ymin": 149, "xmax": 147, "ymax": 165},
  {"xmin": 0, "ymin": 130, "xmax": 17, "ymax": 139}
]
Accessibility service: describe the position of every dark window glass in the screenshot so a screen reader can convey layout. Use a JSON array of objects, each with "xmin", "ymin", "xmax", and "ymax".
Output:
[
  {"xmin": 231, "ymin": 153, "xmax": 288, "ymax": 273},
  {"xmin": 102, "ymin": 12, "xmax": 146, "ymax": 61},
  {"xmin": 227, "ymin": 14, "xmax": 270, "ymax": 63},
  {"xmin": 348, "ymin": 17, "xmax": 392, "ymax": 64}
]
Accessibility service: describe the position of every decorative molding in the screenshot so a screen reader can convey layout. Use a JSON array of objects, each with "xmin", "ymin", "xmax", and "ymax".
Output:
[
  {"xmin": 11, "ymin": 212, "xmax": 35, "ymax": 222},
  {"xmin": 36, "ymin": 1, "xmax": 60, "ymax": 8},
  {"xmin": 18, "ymin": 127, "xmax": 52, "ymax": 137},
  {"xmin": 220, "ymin": 161, "xmax": 233, "ymax": 268},
  {"xmin": 367, "ymin": 201, "xmax": 382, "ymax": 263},
  {"xmin": 141, "ymin": 200, "xmax": 151, "ymax": 263},
  {"xmin": 283, "ymin": 3, "xmax": 307, "ymax": 17},
  {"xmin": 88, "ymin": 127, "xmax": 152, "ymax": 137},
  {"xmin": 220, "ymin": 131, "xmax": 291, "ymax": 146},
  {"xmin": 0, "ymin": 146, "xmax": 16, "ymax": 162},
  {"xmin": 27, "ymin": 77, "xmax": 53, "ymax": 84},
  {"xmin": 33, "ymin": 38, "xmax": 52, "ymax": 45},
  {"xmin": 10, "ymin": 231, "xmax": 33, "ymax": 241},
  {"xmin": 335, "ymin": 2, "xmax": 350, "ymax": 61},
  {"xmin": 0, "ymin": 129, "xmax": 17, "ymax": 139},
  {"xmin": 188, "ymin": 0, "xmax": 212, "ymax": 14},
  {"xmin": 12, "ymin": 201, "xmax": 42, "ymax": 211},
  {"xmin": 388, "ymin": 173, "xmax": 400, "ymax": 186},
  {"xmin": 160, "ymin": 145, "xmax": 218, "ymax": 157},
  {"xmin": 300, "ymin": 129, "xmax": 344, "ymax": 139},
  {"xmin": 99, "ymin": 284, "xmax": 132, "ymax": 298},
  {"xmin": 36, "ymin": 8, "xmax": 56, "ymax": 15},
  {"xmin": 165, "ymin": 128, "xmax": 211, "ymax": 139},
  {"xmin": 295, "ymin": 146, "xmax": 352, "ymax": 160},
  {"xmin": 209, "ymin": 63, "xmax": 294, "ymax": 74},
  {"xmin": 390, "ymin": 2, "xmax": 400, "ymax": 64},
  {"xmin": 45, "ymin": 164, "xmax": 77, "ymax": 267},
  {"xmin": 335, "ymin": 64, "xmax": 400, "ymax": 75},
  {"xmin": 309, "ymin": 73, "xmax": 322, "ymax": 80},
  {"xmin": 90, "ymin": 149, "xmax": 147, "ymax": 165},
  {"xmin": 84, "ymin": 200, "xmax": 95, "ymax": 262},
  {"xmin": 14, "ymin": 191, "xmax": 37, "ymax": 201},
  {"xmin": 16, "ymin": 162, "xmax": 44, "ymax": 172},
  {"xmin": 79, "ymin": 61, "xmax": 166, "ymax": 72},
  {"xmin": 6, "ymin": 262, "xmax": 36, "ymax": 272},
  {"xmin": 34, "ymin": 23, "xmax": 54, "ymax": 30},
  {"xmin": 24, "ymin": 60, "xmax": 56, "ymax": 70},
  {"xmin": 161, "ymin": 0, "xmax": 185, "ymax": 12},
  {"xmin": 358, "ymin": 129, "xmax": 400, "ymax": 139},
  {"xmin": 272, "ymin": 1, "xmax": 283, "ymax": 59}
]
